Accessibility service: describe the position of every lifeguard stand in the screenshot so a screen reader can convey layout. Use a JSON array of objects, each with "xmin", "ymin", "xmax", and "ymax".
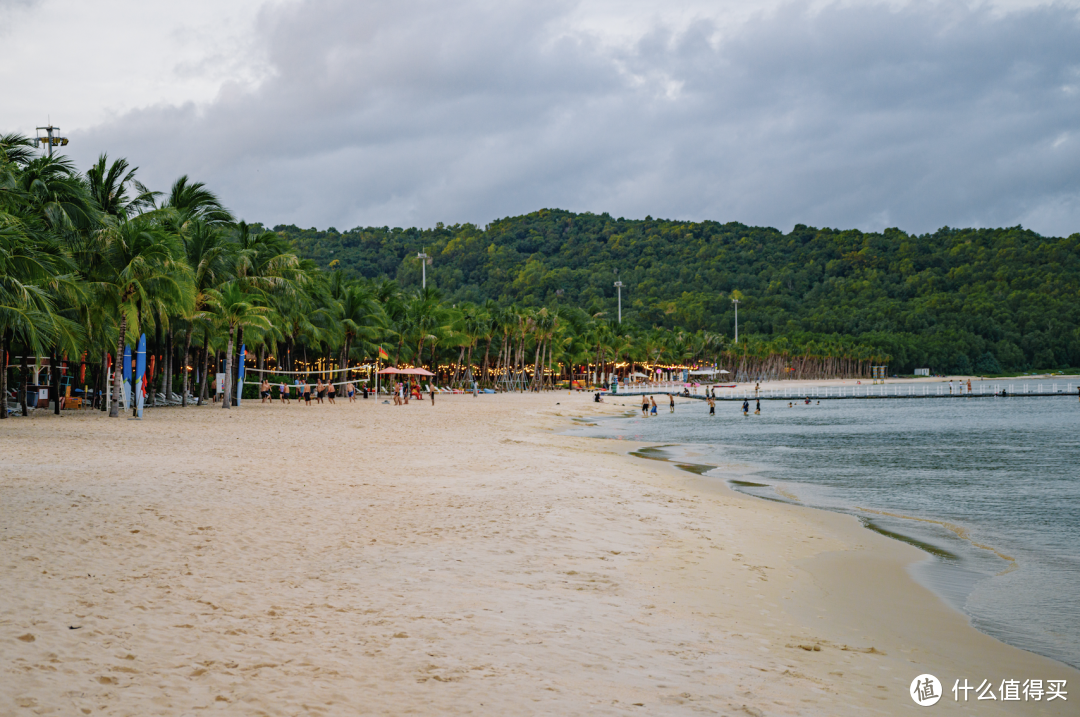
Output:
[{"xmin": 871, "ymin": 365, "xmax": 888, "ymax": 385}]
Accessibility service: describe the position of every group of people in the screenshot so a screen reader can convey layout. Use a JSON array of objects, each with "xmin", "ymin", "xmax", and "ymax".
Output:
[
  {"xmin": 640, "ymin": 395, "xmax": 674, "ymax": 416},
  {"xmin": 392, "ymin": 382, "xmax": 435, "ymax": 406},
  {"xmin": 259, "ymin": 378, "xmax": 366, "ymax": 405},
  {"xmin": 636, "ymin": 392, "xmax": 765, "ymax": 417}
]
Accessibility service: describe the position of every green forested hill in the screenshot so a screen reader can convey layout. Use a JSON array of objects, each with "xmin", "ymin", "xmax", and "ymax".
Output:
[{"xmin": 272, "ymin": 209, "xmax": 1080, "ymax": 373}]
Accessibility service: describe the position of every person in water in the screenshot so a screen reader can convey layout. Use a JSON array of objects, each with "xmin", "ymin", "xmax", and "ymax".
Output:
[
  {"xmin": 708, "ymin": 397, "xmax": 716, "ymax": 415},
  {"xmin": 650, "ymin": 396, "xmax": 658, "ymax": 415},
  {"xmin": 754, "ymin": 398, "xmax": 761, "ymax": 415},
  {"xmin": 641, "ymin": 396, "xmax": 649, "ymax": 415},
  {"xmin": 742, "ymin": 399, "xmax": 749, "ymax": 416},
  {"xmin": 669, "ymin": 393, "xmax": 675, "ymax": 413}
]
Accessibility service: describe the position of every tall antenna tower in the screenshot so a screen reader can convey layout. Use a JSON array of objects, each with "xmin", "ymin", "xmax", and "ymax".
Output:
[{"xmin": 35, "ymin": 124, "xmax": 69, "ymax": 158}]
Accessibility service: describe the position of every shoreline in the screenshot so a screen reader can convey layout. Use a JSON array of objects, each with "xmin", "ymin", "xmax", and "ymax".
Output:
[
  {"xmin": 569, "ymin": 398, "xmax": 1080, "ymax": 705},
  {"xmin": 578, "ymin": 397, "xmax": 1080, "ymax": 674},
  {"xmin": 2, "ymin": 393, "xmax": 1076, "ymax": 714}
]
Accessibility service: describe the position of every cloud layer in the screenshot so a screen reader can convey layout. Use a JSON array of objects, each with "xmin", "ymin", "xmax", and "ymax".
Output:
[{"xmin": 40, "ymin": 1, "xmax": 1080, "ymax": 234}]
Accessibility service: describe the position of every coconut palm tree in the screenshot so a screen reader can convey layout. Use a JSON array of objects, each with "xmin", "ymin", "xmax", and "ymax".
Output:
[
  {"xmin": 86, "ymin": 154, "xmax": 158, "ymax": 220},
  {"xmin": 93, "ymin": 216, "xmax": 193, "ymax": 416},
  {"xmin": 204, "ymin": 283, "xmax": 271, "ymax": 408}
]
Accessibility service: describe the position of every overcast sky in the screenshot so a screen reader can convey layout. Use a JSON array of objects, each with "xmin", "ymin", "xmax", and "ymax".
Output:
[{"xmin": 3, "ymin": 0, "xmax": 1079, "ymax": 235}]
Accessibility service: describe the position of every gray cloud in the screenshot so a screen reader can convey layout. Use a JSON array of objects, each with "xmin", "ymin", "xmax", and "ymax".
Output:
[{"xmin": 68, "ymin": 0, "xmax": 1080, "ymax": 235}]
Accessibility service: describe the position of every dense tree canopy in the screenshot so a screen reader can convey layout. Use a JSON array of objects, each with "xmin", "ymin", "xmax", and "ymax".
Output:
[{"xmin": 278, "ymin": 210, "xmax": 1080, "ymax": 373}]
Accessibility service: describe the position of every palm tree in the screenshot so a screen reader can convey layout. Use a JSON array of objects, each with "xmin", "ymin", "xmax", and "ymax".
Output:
[
  {"xmin": 178, "ymin": 219, "xmax": 233, "ymax": 405},
  {"xmin": 204, "ymin": 284, "xmax": 271, "ymax": 408},
  {"xmin": 163, "ymin": 175, "xmax": 233, "ymax": 227},
  {"xmin": 86, "ymin": 154, "xmax": 158, "ymax": 220},
  {"xmin": 93, "ymin": 216, "xmax": 193, "ymax": 417}
]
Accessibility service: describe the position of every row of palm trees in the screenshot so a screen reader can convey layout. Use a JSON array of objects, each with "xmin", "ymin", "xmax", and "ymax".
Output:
[{"xmin": 2, "ymin": 134, "xmax": 890, "ymax": 420}]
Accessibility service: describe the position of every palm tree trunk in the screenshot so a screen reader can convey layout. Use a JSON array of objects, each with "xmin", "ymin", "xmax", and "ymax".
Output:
[
  {"xmin": 181, "ymin": 327, "xmax": 193, "ymax": 407},
  {"xmin": 222, "ymin": 325, "xmax": 235, "ymax": 409},
  {"xmin": 51, "ymin": 350, "xmax": 60, "ymax": 415},
  {"xmin": 532, "ymin": 341, "xmax": 542, "ymax": 391},
  {"xmin": 110, "ymin": 314, "xmax": 127, "ymax": 417},
  {"xmin": 0, "ymin": 332, "xmax": 8, "ymax": 419},
  {"xmin": 19, "ymin": 351, "xmax": 29, "ymax": 416},
  {"xmin": 198, "ymin": 332, "xmax": 210, "ymax": 405},
  {"xmin": 165, "ymin": 328, "xmax": 174, "ymax": 403},
  {"xmin": 481, "ymin": 336, "xmax": 494, "ymax": 386},
  {"xmin": 232, "ymin": 327, "xmax": 243, "ymax": 406},
  {"xmin": 98, "ymin": 350, "xmax": 108, "ymax": 411}
]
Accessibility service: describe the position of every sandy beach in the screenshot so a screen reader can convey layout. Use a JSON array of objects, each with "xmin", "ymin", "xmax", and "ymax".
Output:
[{"xmin": 2, "ymin": 393, "xmax": 1076, "ymax": 715}]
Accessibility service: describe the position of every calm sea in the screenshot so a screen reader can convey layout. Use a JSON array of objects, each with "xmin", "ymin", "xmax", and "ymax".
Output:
[{"xmin": 570, "ymin": 379, "xmax": 1080, "ymax": 669}]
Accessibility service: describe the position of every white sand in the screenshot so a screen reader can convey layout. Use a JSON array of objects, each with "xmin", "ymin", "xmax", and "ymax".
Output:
[{"xmin": 1, "ymin": 393, "xmax": 1076, "ymax": 715}]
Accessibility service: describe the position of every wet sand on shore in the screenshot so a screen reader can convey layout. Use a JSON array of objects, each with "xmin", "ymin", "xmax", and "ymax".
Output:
[{"xmin": 1, "ymin": 392, "xmax": 1075, "ymax": 715}]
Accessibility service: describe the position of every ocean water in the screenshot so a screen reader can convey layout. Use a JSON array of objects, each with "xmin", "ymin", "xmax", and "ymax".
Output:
[{"xmin": 570, "ymin": 379, "xmax": 1080, "ymax": 669}]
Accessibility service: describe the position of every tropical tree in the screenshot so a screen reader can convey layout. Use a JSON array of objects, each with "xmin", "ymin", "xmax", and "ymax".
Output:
[
  {"xmin": 204, "ymin": 283, "xmax": 271, "ymax": 408},
  {"xmin": 92, "ymin": 215, "xmax": 193, "ymax": 417}
]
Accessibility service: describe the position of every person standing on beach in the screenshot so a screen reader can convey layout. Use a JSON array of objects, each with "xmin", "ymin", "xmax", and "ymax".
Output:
[
  {"xmin": 280, "ymin": 382, "xmax": 290, "ymax": 404},
  {"xmin": 650, "ymin": 396, "xmax": 658, "ymax": 415},
  {"xmin": 742, "ymin": 399, "xmax": 749, "ymax": 416},
  {"xmin": 327, "ymin": 380, "xmax": 336, "ymax": 404},
  {"xmin": 708, "ymin": 396, "xmax": 715, "ymax": 416},
  {"xmin": 260, "ymin": 378, "xmax": 271, "ymax": 403},
  {"xmin": 302, "ymin": 380, "xmax": 311, "ymax": 406},
  {"xmin": 669, "ymin": 393, "xmax": 675, "ymax": 413},
  {"xmin": 430, "ymin": 385, "xmax": 436, "ymax": 405},
  {"xmin": 346, "ymin": 382, "xmax": 355, "ymax": 403}
]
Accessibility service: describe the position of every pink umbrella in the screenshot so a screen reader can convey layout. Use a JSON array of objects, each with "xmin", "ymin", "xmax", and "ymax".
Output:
[{"xmin": 400, "ymin": 367, "xmax": 436, "ymax": 376}]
